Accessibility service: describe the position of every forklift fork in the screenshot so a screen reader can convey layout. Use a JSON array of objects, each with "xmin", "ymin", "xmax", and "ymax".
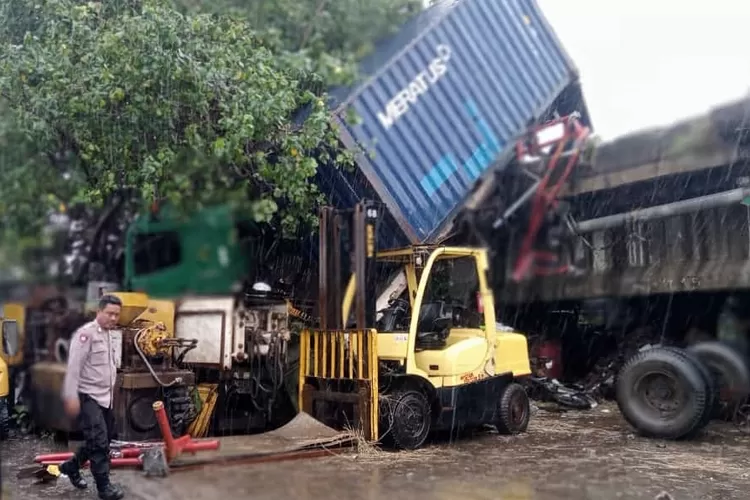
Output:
[{"xmin": 298, "ymin": 201, "xmax": 381, "ymax": 442}]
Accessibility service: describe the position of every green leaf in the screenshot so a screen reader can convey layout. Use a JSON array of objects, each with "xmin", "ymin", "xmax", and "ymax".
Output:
[{"xmin": 0, "ymin": 0, "xmax": 422, "ymax": 247}]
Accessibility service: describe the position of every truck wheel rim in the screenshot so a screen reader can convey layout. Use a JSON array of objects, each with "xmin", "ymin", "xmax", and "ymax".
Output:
[
  {"xmin": 396, "ymin": 398, "xmax": 427, "ymax": 437},
  {"xmin": 636, "ymin": 371, "xmax": 685, "ymax": 415}
]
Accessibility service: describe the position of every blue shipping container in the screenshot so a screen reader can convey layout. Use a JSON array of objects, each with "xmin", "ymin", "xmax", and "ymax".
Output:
[{"xmin": 321, "ymin": 0, "xmax": 590, "ymax": 245}]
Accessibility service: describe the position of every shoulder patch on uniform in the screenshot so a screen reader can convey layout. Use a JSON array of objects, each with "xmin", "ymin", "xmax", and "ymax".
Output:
[{"xmin": 80, "ymin": 334, "xmax": 88, "ymax": 342}]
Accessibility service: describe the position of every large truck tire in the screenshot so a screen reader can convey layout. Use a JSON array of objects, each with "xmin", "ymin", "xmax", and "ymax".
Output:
[
  {"xmin": 660, "ymin": 346, "xmax": 717, "ymax": 435},
  {"xmin": 687, "ymin": 341, "xmax": 750, "ymax": 402},
  {"xmin": 0, "ymin": 396, "xmax": 10, "ymax": 440},
  {"xmin": 616, "ymin": 346, "xmax": 708, "ymax": 440}
]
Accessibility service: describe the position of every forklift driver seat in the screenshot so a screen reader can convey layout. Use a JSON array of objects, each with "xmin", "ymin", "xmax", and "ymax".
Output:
[{"xmin": 416, "ymin": 302, "xmax": 451, "ymax": 350}]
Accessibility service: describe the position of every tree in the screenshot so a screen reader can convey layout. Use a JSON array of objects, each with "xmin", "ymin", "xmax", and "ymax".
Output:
[
  {"xmin": 174, "ymin": 0, "xmax": 422, "ymax": 85},
  {"xmin": 0, "ymin": 0, "xmax": 420, "ymax": 242}
]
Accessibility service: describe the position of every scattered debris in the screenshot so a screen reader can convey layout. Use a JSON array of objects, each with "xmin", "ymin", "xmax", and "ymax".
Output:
[
  {"xmin": 526, "ymin": 324, "xmax": 676, "ymax": 411},
  {"xmin": 16, "ymin": 463, "xmax": 60, "ymax": 484},
  {"xmin": 579, "ymin": 327, "xmax": 665, "ymax": 401},
  {"xmin": 526, "ymin": 377, "xmax": 598, "ymax": 410},
  {"xmin": 141, "ymin": 447, "xmax": 169, "ymax": 478}
]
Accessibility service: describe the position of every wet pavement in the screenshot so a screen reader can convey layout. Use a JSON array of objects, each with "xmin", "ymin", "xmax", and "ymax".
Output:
[{"xmin": 3, "ymin": 402, "xmax": 750, "ymax": 500}]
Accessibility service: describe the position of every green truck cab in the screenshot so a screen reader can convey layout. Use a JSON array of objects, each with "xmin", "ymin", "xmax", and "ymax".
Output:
[{"xmin": 124, "ymin": 205, "xmax": 251, "ymax": 297}]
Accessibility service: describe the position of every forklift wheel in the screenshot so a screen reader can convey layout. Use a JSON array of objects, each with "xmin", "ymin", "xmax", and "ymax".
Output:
[
  {"xmin": 0, "ymin": 396, "xmax": 10, "ymax": 440},
  {"xmin": 387, "ymin": 390, "xmax": 432, "ymax": 450},
  {"xmin": 496, "ymin": 383, "xmax": 530, "ymax": 435}
]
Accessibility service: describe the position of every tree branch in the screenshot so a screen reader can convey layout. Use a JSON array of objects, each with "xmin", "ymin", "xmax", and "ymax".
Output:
[{"xmin": 299, "ymin": 0, "xmax": 329, "ymax": 50}]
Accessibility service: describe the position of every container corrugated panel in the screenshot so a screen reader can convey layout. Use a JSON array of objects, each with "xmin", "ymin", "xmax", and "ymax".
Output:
[{"xmin": 325, "ymin": 0, "xmax": 586, "ymax": 244}]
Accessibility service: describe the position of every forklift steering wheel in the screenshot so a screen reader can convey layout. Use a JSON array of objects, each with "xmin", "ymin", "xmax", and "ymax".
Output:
[
  {"xmin": 389, "ymin": 297, "xmax": 410, "ymax": 312},
  {"xmin": 449, "ymin": 304, "xmax": 467, "ymax": 326}
]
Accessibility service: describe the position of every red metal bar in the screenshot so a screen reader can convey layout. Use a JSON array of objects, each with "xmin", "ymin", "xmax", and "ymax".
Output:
[
  {"xmin": 511, "ymin": 115, "xmax": 591, "ymax": 282},
  {"xmin": 34, "ymin": 439, "xmax": 220, "ymax": 464},
  {"xmin": 42, "ymin": 448, "xmax": 349, "ymax": 473},
  {"xmin": 178, "ymin": 440, "xmax": 220, "ymax": 453},
  {"xmin": 41, "ymin": 458, "xmax": 142, "ymax": 468},
  {"xmin": 35, "ymin": 453, "xmax": 76, "ymax": 463},
  {"xmin": 35, "ymin": 449, "xmax": 142, "ymax": 462},
  {"xmin": 152, "ymin": 400, "xmax": 211, "ymax": 461},
  {"xmin": 152, "ymin": 400, "xmax": 174, "ymax": 452},
  {"xmin": 34, "ymin": 400, "xmax": 221, "ymax": 469}
]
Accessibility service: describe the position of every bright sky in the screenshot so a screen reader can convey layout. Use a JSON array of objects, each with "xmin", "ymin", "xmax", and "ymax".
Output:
[{"xmin": 538, "ymin": 0, "xmax": 750, "ymax": 141}]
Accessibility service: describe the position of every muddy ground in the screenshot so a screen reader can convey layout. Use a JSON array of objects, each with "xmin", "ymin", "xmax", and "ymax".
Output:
[{"xmin": 3, "ymin": 402, "xmax": 750, "ymax": 500}]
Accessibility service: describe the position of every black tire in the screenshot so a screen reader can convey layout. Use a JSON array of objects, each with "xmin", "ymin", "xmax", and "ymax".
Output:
[
  {"xmin": 387, "ymin": 390, "xmax": 432, "ymax": 450},
  {"xmin": 687, "ymin": 341, "xmax": 750, "ymax": 402},
  {"xmin": 496, "ymin": 383, "xmax": 530, "ymax": 435},
  {"xmin": 660, "ymin": 346, "xmax": 717, "ymax": 435},
  {"xmin": 616, "ymin": 347, "xmax": 708, "ymax": 440},
  {"xmin": 0, "ymin": 396, "xmax": 10, "ymax": 441},
  {"xmin": 128, "ymin": 396, "xmax": 158, "ymax": 433}
]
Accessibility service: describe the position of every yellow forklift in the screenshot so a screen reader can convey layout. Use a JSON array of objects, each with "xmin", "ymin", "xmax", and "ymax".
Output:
[{"xmin": 298, "ymin": 201, "xmax": 533, "ymax": 450}]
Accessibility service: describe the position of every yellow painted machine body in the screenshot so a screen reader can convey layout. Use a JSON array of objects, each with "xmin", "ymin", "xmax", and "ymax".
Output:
[
  {"xmin": 27, "ymin": 292, "xmax": 195, "ymax": 438},
  {"xmin": 108, "ymin": 292, "xmax": 175, "ymax": 329},
  {"xmin": 0, "ymin": 312, "xmax": 22, "ymax": 399},
  {"xmin": 0, "ymin": 347, "xmax": 7, "ymax": 399},
  {"xmin": 107, "ymin": 292, "xmax": 178, "ymax": 358},
  {"xmin": 1, "ymin": 302, "xmax": 26, "ymax": 368},
  {"xmin": 299, "ymin": 242, "xmax": 532, "ymax": 445}
]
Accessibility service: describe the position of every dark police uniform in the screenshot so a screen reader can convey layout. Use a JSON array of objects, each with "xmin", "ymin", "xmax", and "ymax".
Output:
[{"xmin": 60, "ymin": 320, "xmax": 123, "ymax": 499}]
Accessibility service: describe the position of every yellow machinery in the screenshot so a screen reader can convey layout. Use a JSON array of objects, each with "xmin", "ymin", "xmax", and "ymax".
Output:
[
  {"xmin": 298, "ymin": 201, "xmax": 532, "ymax": 450},
  {"xmin": 22, "ymin": 282, "xmax": 297, "ymax": 439},
  {"xmin": 1, "ymin": 302, "xmax": 24, "ymax": 367},
  {"xmin": 27, "ymin": 292, "xmax": 198, "ymax": 440},
  {"xmin": 0, "ymin": 312, "xmax": 20, "ymax": 439}
]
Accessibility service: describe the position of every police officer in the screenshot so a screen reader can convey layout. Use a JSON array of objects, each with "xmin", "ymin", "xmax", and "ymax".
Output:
[{"xmin": 59, "ymin": 294, "xmax": 125, "ymax": 500}]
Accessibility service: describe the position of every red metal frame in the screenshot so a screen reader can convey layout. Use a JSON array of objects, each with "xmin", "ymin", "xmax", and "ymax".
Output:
[
  {"xmin": 512, "ymin": 114, "xmax": 590, "ymax": 282},
  {"xmin": 34, "ymin": 441, "xmax": 219, "ymax": 465},
  {"xmin": 28, "ymin": 399, "xmax": 350, "ymax": 475},
  {"xmin": 33, "ymin": 400, "xmax": 220, "ymax": 469}
]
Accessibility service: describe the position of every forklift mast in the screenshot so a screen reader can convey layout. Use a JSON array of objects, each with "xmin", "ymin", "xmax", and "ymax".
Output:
[
  {"xmin": 299, "ymin": 200, "xmax": 383, "ymax": 441},
  {"xmin": 317, "ymin": 201, "xmax": 381, "ymax": 331}
]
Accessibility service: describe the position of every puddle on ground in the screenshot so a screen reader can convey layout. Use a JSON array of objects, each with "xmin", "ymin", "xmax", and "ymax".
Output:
[{"xmin": 4, "ymin": 402, "xmax": 750, "ymax": 500}]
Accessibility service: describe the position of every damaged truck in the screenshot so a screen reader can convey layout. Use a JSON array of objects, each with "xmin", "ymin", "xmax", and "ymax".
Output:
[{"xmin": 475, "ymin": 94, "xmax": 750, "ymax": 429}]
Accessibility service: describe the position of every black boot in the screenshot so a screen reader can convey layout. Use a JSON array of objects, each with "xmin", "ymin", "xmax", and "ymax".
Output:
[
  {"xmin": 98, "ymin": 482, "xmax": 125, "ymax": 500},
  {"xmin": 59, "ymin": 459, "xmax": 88, "ymax": 489}
]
